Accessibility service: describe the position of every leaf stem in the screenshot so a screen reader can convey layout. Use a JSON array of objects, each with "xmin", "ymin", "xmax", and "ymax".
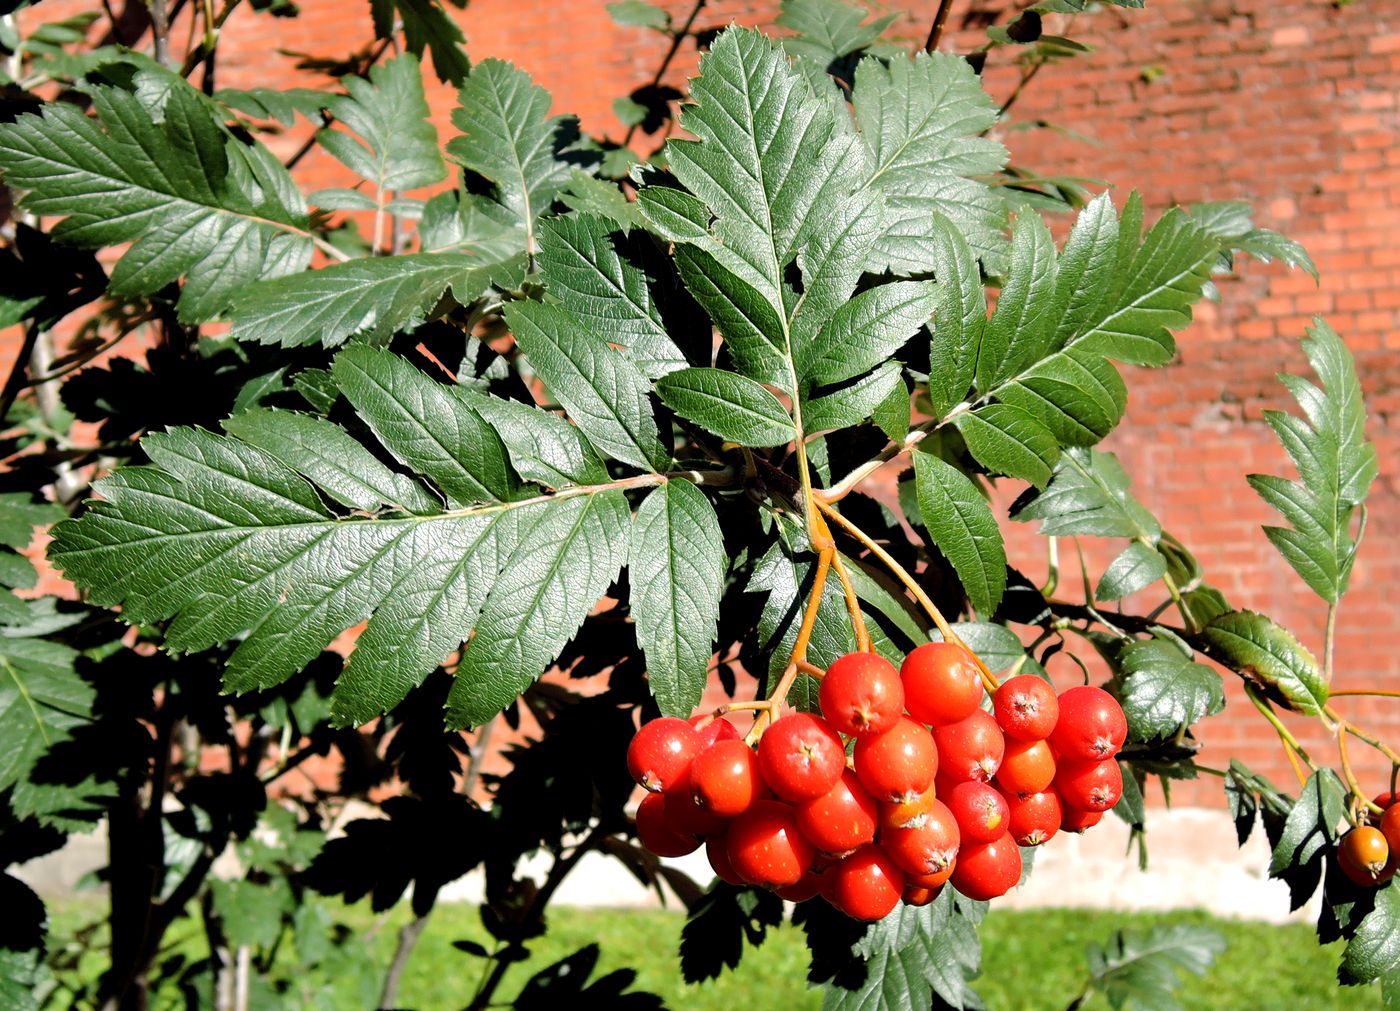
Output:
[
  {"xmin": 1329, "ymin": 688, "xmax": 1400, "ymax": 700},
  {"xmin": 1336, "ymin": 719, "xmax": 1383, "ymax": 820},
  {"xmin": 830, "ymin": 552, "xmax": 871, "ymax": 653},
  {"xmin": 1244, "ymin": 684, "xmax": 1315, "ymax": 785},
  {"xmin": 816, "ymin": 498, "xmax": 999, "ymax": 692},
  {"xmin": 1326, "ymin": 706, "xmax": 1400, "ymax": 768},
  {"xmin": 1324, "ymin": 601, "xmax": 1337, "ymax": 685},
  {"xmin": 821, "ymin": 410, "xmax": 967, "ymax": 503}
]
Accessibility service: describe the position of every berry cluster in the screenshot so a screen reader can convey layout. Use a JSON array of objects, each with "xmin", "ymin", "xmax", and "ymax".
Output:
[
  {"xmin": 1338, "ymin": 793, "xmax": 1400, "ymax": 887},
  {"xmin": 626, "ymin": 643, "xmax": 1129, "ymax": 921}
]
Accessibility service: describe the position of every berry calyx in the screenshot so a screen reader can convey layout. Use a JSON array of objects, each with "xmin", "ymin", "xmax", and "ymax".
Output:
[
  {"xmin": 726, "ymin": 800, "xmax": 814, "ymax": 887},
  {"xmin": 690, "ymin": 738, "xmax": 763, "ymax": 818},
  {"xmin": 951, "ymin": 833, "xmax": 1022, "ymax": 901},
  {"xmin": 993, "ymin": 675, "xmax": 1060, "ymax": 741},
  {"xmin": 1055, "ymin": 758, "xmax": 1123, "ymax": 813},
  {"xmin": 1006, "ymin": 789, "xmax": 1062, "ymax": 846},
  {"xmin": 882, "ymin": 799, "xmax": 960, "ymax": 877},
  {"xmin": 820, "ymin": 652, "xmax": 905, "ymax": 738},
  {"xmin": 795, "ymin": 768, "xmax": 878, "ymax": 854},
  {"xmin": 933, "ymin": 710, "xmax": 1005, "ymax": 783},
  {"xmin": 946, "ymin": 780, "xmax": 1010, "ymax": 844},
  {"xmin": 1049, "ymin": 686, "xmax": 1127, "ymax": 763},
  {"xmin": 854, "ymin": 716, "xmax": 939, "ymax": 802},
  {"xmin": 635, "ymin": 791, "xmax": 700, "ymax": 857},
  {"xmin": 995, "ymin": 738, "xmax": 1056, "ymax": 796},
  {"xmin": 627, "ymin": 717, "xmax": 701, "ymax": 793},
  {"xmin": 829, "ymin": 845, "xmax": 905, "ymax": 921},
  {"xmin": 1339, "ymin": 825, "xmax": 1393, "ymax": 887},
  {"xmin": 901, "ymin": 642, "xmax": 984, "ymax": 726},
  {"xmin": 879, "ymin": 781, "xmax": 938, "ymax": 832},
  {"xmin": 757, "ymin": 713, "xmax": 846, "ymax": 802}
]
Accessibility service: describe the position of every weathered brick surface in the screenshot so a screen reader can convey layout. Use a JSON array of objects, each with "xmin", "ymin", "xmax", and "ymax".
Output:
[{"xmin": 8, "ymin": 0, "xmax": 1400, "ymax": 810}]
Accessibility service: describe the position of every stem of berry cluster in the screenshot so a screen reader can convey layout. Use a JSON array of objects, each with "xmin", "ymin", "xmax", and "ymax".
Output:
[{"xmin": 1245, "ymin": 684, "xmax": 1315, "ymax": 787}]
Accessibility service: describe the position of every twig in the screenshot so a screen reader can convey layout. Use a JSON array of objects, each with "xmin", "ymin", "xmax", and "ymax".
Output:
[
  {"xmin": 377, "ymin": 914, "xmax": 431, "ymax": 1010},
  {"xmin": 1244, "ymin": 684, "xmax": 1315, "ymax": 786},
  {"xmin": 1337, "ymin": 720, "xmax": 1382, "ymax": 820},
  {"xmin": 147, "ymin": 0, "xmax": 173, "ymax": 68},
  {"xmin": 622, "ymin": 0, "xmax": 708, "ymax": 146},
  {"xmin": 924, "ymin": 0, "xmax": 956, "ymax": 54}
]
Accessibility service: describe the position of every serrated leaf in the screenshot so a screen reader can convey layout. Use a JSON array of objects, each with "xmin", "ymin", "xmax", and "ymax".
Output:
[
  {"xmin": 506, "ymin": 301, "xmax": 669, "ymax": 472},
  {"xmin": 927, "ymin": 214, "xmax": 986, "ymax": 416},
  {"xmin": 0, "ymin": 80, "xmax": 312, "ymax": 322},
  {"xmin": 804, "ymin": 363, "xmax": 904, "ymax": 434},
  {"xmin": 318, "ymin": 54, "xmax": 445, "ymax": 200},
  {"xmin": 559, "ymin": 172, "xmax": 642, "ymax": 231},
  {"xmin": 0, "ymin": 636, "xmax": 89, "ymax": 794},
  {"xmin": 0, "ymin": 494, "xmax": 63, "ymax": 550},
  {"xmin": 1097, "ymin": 541, "xmax": 1167, "ymax": 602},
  {"xmin": 370, "ymin": 0, "xmax": 470, "ymax": 85},
  {"xmin": 464, "ymin": 396, "xmax": 608, "ymax": 488},
  {"xmin": 1247, "ymin": 319, "xmax": 1377, "ymax": 604},
  {"xmin": 1119, "ymin": 639, "xmax": 1224, "ymax": 741},
  {"xmin": 630, "ymin": 482, "xmax": 724, "ymax": 717},
  {"xmin": 1344, "ymin": 885, "xmax": 1400, "ymax": 985},
  {"xmin": 914, "ymin": 451, "xmax": 1006, "ymax": 616},
  {"xmin": 1084, "ymin": 925, "xmax": 1225, "ymax": 1011},
  {"xmin": 853, "ymin": 51, "xmax": 1009, "ymax": 274},
  {"xmin": 448, "ymin": 59, "xmax": 577, "ymax": 258},
  {"xmin": 998, "ymin": 347, "xmax": 1127, "ymax": 449},
  {"xmin": 681, "ymin": 884, "xmax": 784, "ymax": 983},
  {"xmin": 777, "ymin": 0, "xmax": 897, "ymax": 67},
  {"xmin": 1270, "ymin": 769, "xmax": 1346, "ymax": 878},
  {"xmin": 606, "ymin": 0, "xmax": 670, "ymax": 30},
  {"xmin": 1012, "ymin": 448, "xmax": 1160, "ymax": 540},
  {"xmin": 228, "ymin": 252, "xmax": 520, "ymax": 348},
  {"xmin": 656, "ymin": 368, "xmax": 793, "ymax": 448},
  {"xmin": 977, "ymin": 211, "xmax": 1058, "ymax": 391},
  {"xmin": 803, "ymin": 280, "xmax": 935, "ymax": 387},
  {"xmin": 1201, "ymin": 610, "xmax": 1327, "ymax": 716},
  {"xmin": 536, "ymin": 213, "xmax": 687, "ymax": 378},
  {"xmin": 956, "ymin": 403, "xmax": 1058, "ymax": 488}
]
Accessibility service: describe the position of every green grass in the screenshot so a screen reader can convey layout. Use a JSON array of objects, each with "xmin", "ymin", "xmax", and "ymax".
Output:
[{"xmin": 49, "ymin": 901, "xmax": 1371, "ymax": 1010}]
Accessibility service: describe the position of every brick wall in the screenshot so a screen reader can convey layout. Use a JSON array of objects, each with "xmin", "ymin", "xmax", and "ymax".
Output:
[{"xmin": 9, "ymin": 0, "xmax": 1400, "ymax": 810}]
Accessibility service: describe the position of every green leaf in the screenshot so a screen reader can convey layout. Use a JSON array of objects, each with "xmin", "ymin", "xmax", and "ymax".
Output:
[
  {"xmin": 1269, "ymin": 769, "xmax": 1346, "ymax": 878},
  {"xmin": 803, "ymin": 363, "xmax": 904, "ymax": 434},
  {"xmin": 536, "ymin": 213, "xmax": 688, "ymax": 378},
  {"xmin": 606, "ymin": 0, "xmax": 671, "ymax": 30},
  {"xmin": 1346, "ymin": 886, "xmax": 1400, "ymax": 985},
  {"xmin": 463, "ymin": 396, "xmax": 608, "ymax": 488},
  {"xmin": 227, "ymin": 252, "xmax": 520, "ymax": 348},
  {"xmin": 1119, "ymin": 638, "xmax": 1224, "ymax": 741},
  {"xmin": 997, "ymin": 347, "xmax": 1127, "ymax": 449},
  {"xmin": 1187, "ymin": 200, "xmax": 1318, "ymax": 280},
  {"xmin": 370, "ymin": 0, "xmax": 470, "ymax": 85},
  {"xmin": 927, "ymin": 214, "xmax": 986, "ymax": 416},
  {"xmin": 1084, "ymin": 925, "xmax": 1225, "ymax": 1011},
  {"xmin": 656, "ymin": 368, "xmax": 793, "ymax": 448},
  {"xmin": 943, "ymin": 621, "xmax": 1032, "ymax": 675},
  {"xmin": 0, "ymin": 494, "xmax": 63, "ymax": 550},
  {"xmin": 447, "ymin": 59, "xmax": 577, "ymax": 257},
  {"xmin": 1201, "ymin": 610, "xmax": 1327, "ymax": 716},
  {"xmin": 630, "ymin": 482, "xmax": 724, "ymax": 717},
  {"xmin": 506, "ymin": 301, "xmax": 670, "ymax": 472},
  {"xmin": 558, "ymin": 172, "xmax": 642, "ymax": 231},
  {"xmin": 1247, "ymin": 319, "xmax": 1377, "ymax": 604},
  {"xmin": 853, "ymin": 51, "xmax": 1009, "ymax": 274},
  {"xmin": 802, "ymin": 281, "xmax": 935, "ymax": 387},
  {"xmin": 1097, "ymin": 541, "xmax": 1167, "ymax": 601},
  {"xmin": 0, "ymin": 636, "xmax": 89, "ymax": 795},
  {"xmin": 0, "ymin": 79, "xmax": 312, "ymax": 322},
  {"xmin": 318, "ymin": 55, "xmax": 445, "ymax": 199},
  {"xmin": 1012, "ymin": 448, "xmax": 1160, "ymax": 540},
  {"xmin": 776, "ymin": 0, "xmax": 897, "ymax": 66},
  {"xmin": 955, "ymin": 403, "xmax": 1058, "ymax": 488},
  {"xmin": 977, "ymin": 211, "xmax": 1058, "ymax": 392},
  {"xmin": 913, "ymin": 451, "xmax": 1006, "ymax": 616}
]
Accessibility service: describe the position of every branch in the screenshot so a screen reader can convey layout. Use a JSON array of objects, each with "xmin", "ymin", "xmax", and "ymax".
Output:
[
  {"xmin": 924, "ymin": 0, "xmax": 956, "ymax": 54},
  {"xmin": 147, "ymin": 0, "xmax": 173, "ymax": 68},
  {"xmin": 377, "ymin": 913, "xmax": 431, "ymax": 1010}
]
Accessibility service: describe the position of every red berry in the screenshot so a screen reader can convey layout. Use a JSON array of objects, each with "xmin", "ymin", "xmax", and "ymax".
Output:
[
  {"xmin": 691, "ymin": 739, "xmax": 763, "ymax": 818},
  {"xmin": 706, "ymin": 834, "xmax": 745, "ymax": 884},
  {"xmin": 795, "ymin": 768, "xmax": 878, "ymax": 854},
  {"xmin": 1055, "ymin": 758, "xmax": 1123, "ymax": 812},
  {"xmin": 901, "ymin": 642, "xmax": 984, "ymax": 726},
  {"xmin": 882, "ymin": 800, "xmax": 960, "ymax": 877},
  {"xmin": 1006, "ymin": 789, "xmax": 1061, "ymax": 846},
  {"xmin": 1049, "ymin": 686, "xmax": 1127, "ymax": 762},
  {"xmin": 854, "ymin": 717, "xmax": 938, "ymax": 802},
  {"xmin": 665, "ymin": 771, "xmax": 728, "ymax": 838},
  {"xmin": 1339, "ymin": 826, "xmax": 1393, "ymax": 887},
  {"xmin": 879, "ymin": 781, "xmax": 938, "ymax": 831},
  {"xmin": 993, "ymin": 675, "xmax": 1059, "ymax": 741},
  {"xmin": 1060, "ymin": 806, "xmax": 1103, "ymax": 833},
  {"xmin": 933, "ymin": 710, "xmax": 1004, "ymax": 783},
  {"xmin": 726, "ymin": 800, "xmax": 814, "ymax": 887},
  {"xmin": 628, "ymin": 717, "xmax": 701, "ymax": 793},
  {"xmin": 903, "ymin": 883, "xmax": 941, "ymax": 907},
  {"xmin": 776, "ymin": 872, "xmax": 826, "ymax": 903},
  {"xmin": 907, "ymin": 863, "xmax": 956, "ymax": 889},
  {"xmin": 995, "ymin": 738, "xmax": 1056, "ymax": 796},
  {"xmin": 1380, "ymin": 804, "xmax": 1400, "ymax": 855},
  {"xmin": 951, "ymin": 834, "xmax": 1022, "ymax": 901},
  {"xmin": 829, "ymin": 845, "xmax": 905, "ymax": 921},
  {"xmin": 635, "ymin": 791, "xmax": 700, "ymax": 857},
  {"xmin": 757, "ymin": 713, "xmax": 846, "ymax": 802},
  {"xmin": 820, "ymin": 652, "xmax": 905, "ymax": 738},
  {"xmin": 946, "ymin": 781, "xmax": 1010, "ymax": 844},
  {"xmin": 690, "ymin": 713, "xmax": 741, "ymax": 748}
]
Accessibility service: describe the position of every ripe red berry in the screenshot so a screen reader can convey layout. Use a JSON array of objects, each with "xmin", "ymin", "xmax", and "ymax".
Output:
[
  {"xmin": 706, "ymin": 834, "xmax": 746, "ymax": 885},
  {"xmin": 690, "ymin": 739, "xmax": 763, "ymax": 818},
  {"xmin": 907, "ymin": 863, "xmax": 956, "ymax": 889},
  {"xmin": 829, "ymin": 845, "xmax": 905, "ymax": 922},
  {"xmin": 757, "ymin": 713, "xmax": 846, "ymax": 802},
  {"xmin": 776, "ymin": 873, "xmax": 826, "ymax": 903},
  {"xmin": 690, "ymin": 713, "xmax": 741, "ymax": 748},
  {"xmin": 1339, "ymin": 826, "xmax": 1393, "ymax": 887},
  {"xmin": 854, "ymin": 717, "xmax": 938, "ymax": 802},
  {"xmin": 820, "ymin": 652, "xmax": 905, "ymax": 738},
  {"xmin": 993, "ymin": 675, "xmax": 1059, "ymax": 741},
  {"xmin": 951, "ymin": 834, "xmax": 1022, "ymax": 901},
  {"xmin": 635, "ymin": 791, "xmax": 699, "ymax": 857},
  {"xmin": 1380, "ymin": 804, "xmax": 1400, "ymax": 855},
  {"xmin": 1006, "ymin": 789, "xmax": 1062, "ymax": 846},
  {"xmin": 882, "ymin": 799, "xmax": 960, "ymax": 877},
  {"xmin": 795, "ymin": 768, "xmax": 878, "ymax": 854},
  {"xmin": 995, "ymin": 738, "xmax": 1056, "ymax": 796},
  {"xmin": 1055, "ymin": 758, "xmax": 1123, "ymax": 812},
  {"xmin": 627, "ymin": 717, "xmax": 701, "ymax": 793},
  {"xmin": 946, "ymin": 781, "xmax": 1010, "ymax": 844},
  {"xmin": 664, "ymin": 771, "xmax": 728, "ymax": 838},
  {"xmin": 1060, "ymin": 806, "xmax": 1103, "ymax": 833},
  {"xmin": 901, "ymin": 642, "xmax": 984, "ymax": 726},
  {"xmin": 1049, "ymin": 686, "xmax": 1127, "ymax": 763},
  {"xmin": 726, "ymin": 800, "xmax": 814, "ymax": 887},
  {"xmin": 933, "ymin": 710, "xmax": 1004, "ymax": 783},
  {"xmin": 879, "ymin": 781, "xmax": 938, "ymax": 831},
  {"xmin": 902, "ymin": 883, "xmax": 941, "ymax": 907}
]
